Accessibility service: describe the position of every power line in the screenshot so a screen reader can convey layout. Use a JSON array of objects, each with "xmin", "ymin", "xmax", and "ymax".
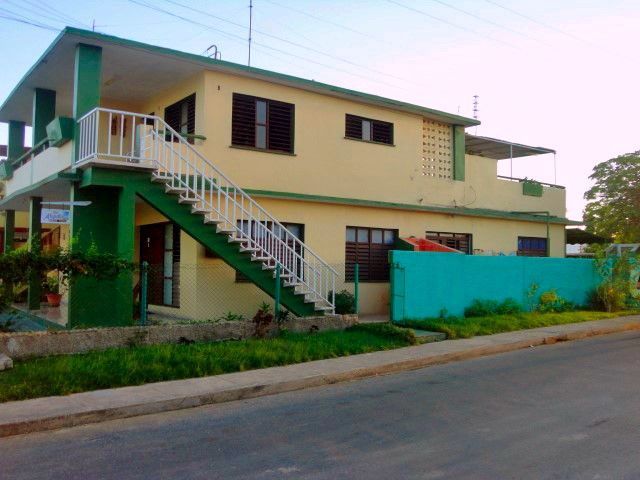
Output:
[
  {"xmin": 158, "ymin": 0, "xmax": 421, "ymax": 86},
  {"xmin": 23, "ymin": 0, "xmax": 90, "ymax": 28},
  {"xmin": 127, "ymin": 0, "xmax": 408, "ymax": 91},
  {"xmin": 4, "ymin": 0, "xmax": 78, "ymax": 28},
  {"xmin": 261, "ymin": 0, "xmax": 383, "ymax": 43},
  {"xmin": 482, "ymin": 0, "xmax": 589, "ymax": 44},
  {"xmin": 0, "ymin": 13, "xmax": 59, "ymax": 32},
  {"xmin": 426, "ymin": 0, "xmax": 547, "ymax": 44},
  {"xmin": 384, "ymin": 0, "xmax": 518, "ymax": 49}
]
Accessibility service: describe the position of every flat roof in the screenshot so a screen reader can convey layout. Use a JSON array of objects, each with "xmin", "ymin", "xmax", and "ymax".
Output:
[
  {"xmin": 0, "ymin": 27, "xmax": 479, "ymax": 127},
  {"xmin": 465, "ymin": 134, "xmax": 555, "ymax": 160}
]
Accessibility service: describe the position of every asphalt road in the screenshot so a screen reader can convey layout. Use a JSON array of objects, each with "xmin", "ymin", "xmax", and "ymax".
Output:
[{"xmin": 3, "ymin": 331, "xmax": 640, "ymax": 480}]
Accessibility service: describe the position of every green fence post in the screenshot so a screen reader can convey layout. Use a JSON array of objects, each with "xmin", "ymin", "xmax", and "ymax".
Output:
[
  {"xmin": 354, "ymin": 263, "xmax": 360, "ymax": 314},
  {"xmin": 274, "ymin": 263, "xmax": 281, "ymax": 319},
  {"xmin": 140, "ymin": 261, "xmax": 148, "ymax": 326}
]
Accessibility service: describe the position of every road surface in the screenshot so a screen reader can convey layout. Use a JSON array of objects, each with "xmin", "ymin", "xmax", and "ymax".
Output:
[{"xmin": 2, "ymin": 331, "xmax": 640, "ymax": 479}]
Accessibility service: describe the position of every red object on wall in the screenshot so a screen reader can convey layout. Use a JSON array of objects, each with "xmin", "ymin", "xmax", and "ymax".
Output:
[{"xmin": 400, "ymin": 237, "xmax": 464, "ymax": 253}]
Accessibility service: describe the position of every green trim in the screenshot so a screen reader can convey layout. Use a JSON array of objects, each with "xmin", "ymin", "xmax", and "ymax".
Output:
[
  {"xmin": 27, "ymin": 196, "xmax": 42, "ymax": 310},
  {"xmin": 243, "ymin": 188, "xmax": 581, "ymax": 225},
  {"xmin": 1, "ymin": 27, "xmax": 478, "ymax": 127},
  {"xmin": 32, "ymin": 88, "xmax": 56, "ymax": 146},
  {"xmin": 453, "ymin": 126, "xmax": 465, "ymax": 181},
  {"xmin": 82, "ymin": 167, "xmax": 317, "ymax": 317}
]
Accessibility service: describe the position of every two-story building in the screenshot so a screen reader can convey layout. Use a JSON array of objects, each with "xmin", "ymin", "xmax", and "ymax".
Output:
[{"xmin": 0, "ymin": 28, "xmax": 576, "ymax": 327}]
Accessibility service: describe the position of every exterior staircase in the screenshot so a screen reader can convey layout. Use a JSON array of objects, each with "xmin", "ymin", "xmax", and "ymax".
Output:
[{"xmin": 77, "ymin": 108, "xmax": 337, "ymax": 316}]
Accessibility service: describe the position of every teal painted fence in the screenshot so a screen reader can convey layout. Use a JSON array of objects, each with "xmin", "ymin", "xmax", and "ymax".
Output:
[{"xmin": 389, "ymin": 251, "xmax": 601, "ymax": 322}]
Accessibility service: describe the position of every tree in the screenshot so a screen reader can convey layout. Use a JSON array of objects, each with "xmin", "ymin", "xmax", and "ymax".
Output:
[{"xmin": 584, "ymin": 151, "xmax": 640, "ymax": 242}]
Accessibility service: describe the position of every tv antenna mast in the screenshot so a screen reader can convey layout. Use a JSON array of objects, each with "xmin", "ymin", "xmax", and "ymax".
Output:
[{"xmin": 248, "ymin": 0, "xmax": 253, "ymax": 66}]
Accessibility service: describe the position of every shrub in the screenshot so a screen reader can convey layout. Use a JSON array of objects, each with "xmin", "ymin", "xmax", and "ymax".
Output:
[
  {"xmin": 592, "ymin": 249, "xmax": 638, "ymax": 312},
  {"xmin": 252, "ymin": 302, "xmax": 274, "ymax": 338},
  {"xmin": 537, "ymin": 289, "xmax": 575, "ymax": 313},
  {"xmin": 331, "ymin": 289, "xmax": 356, "ymax": 314},
  {"xmin": 464, "ymin": 298, "xmax": 522, "ymax": 317}
]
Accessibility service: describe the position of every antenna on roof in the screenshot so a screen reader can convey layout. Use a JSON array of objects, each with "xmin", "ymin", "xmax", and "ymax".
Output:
[
  {"xmin": 203, "ymin": 45, "xmax": 222, "ymax": 60},
  {"xmin": 472, "ymin": 95, "xmax": 479, "ymax": 135},
  {"xmin": 248, "ymin": 0, "xmax": 253, "ymax": 66},
  {"xmin": 472, "ymin": 95, "xmax": 479, "ymax": 120}
]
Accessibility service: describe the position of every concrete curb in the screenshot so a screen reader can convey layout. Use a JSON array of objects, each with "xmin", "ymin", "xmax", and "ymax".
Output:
[{"xmin": 1, "ymin": 316, "xmax": 639, "ymax": 438}]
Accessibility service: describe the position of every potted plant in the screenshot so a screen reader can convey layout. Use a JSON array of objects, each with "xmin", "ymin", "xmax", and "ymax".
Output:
[{"xmin": 44, "ymin": 276, "xmax": 62, "ymax": 307}]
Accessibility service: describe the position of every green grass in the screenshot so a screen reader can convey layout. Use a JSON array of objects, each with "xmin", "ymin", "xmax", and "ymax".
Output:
[
  {"xmin": 400, "ymin": 310, "xmax": 639, "ymax": 339},
  {"xmin": 0, "ymin": 323, "xmax": 416, "ymax": 403}
]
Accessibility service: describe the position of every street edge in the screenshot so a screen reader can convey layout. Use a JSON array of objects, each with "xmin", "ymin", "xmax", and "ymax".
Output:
[{"xmin": 2, "ymin": 320, "xmax": 640, "ymax": 438}]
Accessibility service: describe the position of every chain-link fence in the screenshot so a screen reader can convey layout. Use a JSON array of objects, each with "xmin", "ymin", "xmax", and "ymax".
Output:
[
  {"xmin": 138, "ymin": 262, "xmax": 358, "ymax": 324},
  {"xmin": 3, "ymin": 262, "xmax": 362, "ymax": 331}
]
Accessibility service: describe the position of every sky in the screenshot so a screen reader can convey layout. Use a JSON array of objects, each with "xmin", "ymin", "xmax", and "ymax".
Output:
[{"xmin": 0, "ymin": 0, "xmax": 639, "ymax": 221}]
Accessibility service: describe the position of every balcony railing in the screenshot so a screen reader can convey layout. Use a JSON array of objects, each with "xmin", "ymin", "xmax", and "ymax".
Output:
[{"xmin": 497, "ymin": 175, "xmax": 565, "ymax": 190}]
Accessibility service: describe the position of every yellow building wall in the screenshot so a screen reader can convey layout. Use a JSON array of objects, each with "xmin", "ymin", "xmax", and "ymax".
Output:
[
  {"xmin": 132, "ymin": 70, "xmax": 566, "ymax": 220},
  {"xmin": 133, "ymin": 197, "xmax": 565, "ymax": 318}
]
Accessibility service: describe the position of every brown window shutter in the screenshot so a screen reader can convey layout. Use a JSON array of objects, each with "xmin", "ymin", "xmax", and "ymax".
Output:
[
  {"xmin": 232, "ymin": 93, "xmax": 257, "ymax": 148},
  {"xmin": 372, "ymin": 121, "xmax": 393, "ymax": 144},
  {"xmin": 345, "ymin": 114, "xmax": 362, "ymax": 139},
  {"xmin": 268, "ymin": 100, "xmax": 294, "ymax": 153}
]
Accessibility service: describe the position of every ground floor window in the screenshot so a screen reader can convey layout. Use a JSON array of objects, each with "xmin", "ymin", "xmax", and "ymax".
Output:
[
  {"xmin": 140, "ymin": 222, "xmax": 181, "ymax": 307},
  {"xmin": 425, "ymin": 231, "xmax": 472, "ymax": 254},
  {"xmin": 517, "ymin": 236, "xmax": 548, "ymax": 257},
  {"xmin": 345, "ymin": 226, "xmax": 397, "ymax": 282},
  {"xmin": 236, "ymin": 221, "xmax": 304, "ymax": 282}
]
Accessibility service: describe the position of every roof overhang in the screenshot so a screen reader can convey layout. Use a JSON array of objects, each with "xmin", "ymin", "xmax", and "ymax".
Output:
[
  {"xmin": 465, "ymin": 134, "xmax": 555, "ymax": 160},
  {"xmin": 0, "ymin": 27, "xmax": 479, "ymax": 127}
]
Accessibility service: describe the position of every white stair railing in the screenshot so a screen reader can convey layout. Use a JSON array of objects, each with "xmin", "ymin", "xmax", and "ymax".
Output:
[{"xmin": 77, "ymin": 107, "xmax": 337, "ymax": 312}]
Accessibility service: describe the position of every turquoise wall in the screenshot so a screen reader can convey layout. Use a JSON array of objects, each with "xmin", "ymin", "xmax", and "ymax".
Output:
[{"xmin": 389, "ymin": 251, "xmax": 601, "ymax": 322}]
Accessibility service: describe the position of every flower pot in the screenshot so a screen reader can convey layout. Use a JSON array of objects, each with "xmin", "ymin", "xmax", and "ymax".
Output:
[{"xmin": 46, "ymin": 293, "xmax": 62, "ymax": 307}]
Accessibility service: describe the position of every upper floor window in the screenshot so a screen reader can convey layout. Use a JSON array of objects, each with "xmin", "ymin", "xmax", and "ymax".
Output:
[
  {"xmin": 426, "ymin": 231, "xmax": 472, "ymax": 255},
  {"xmin": 517, "ymin": 236, "xmax": 548, "ymax": 257},
  {"xmin": 165, "ymin": 94, "xmax": 196, "ymax": 143},
  {"xmin": 345, "ymin": 114, "xmax": 393, "ymax": 145},
  {"xmin": 232, "ymin": 93, "xmax": 295, "ymax": 154}
]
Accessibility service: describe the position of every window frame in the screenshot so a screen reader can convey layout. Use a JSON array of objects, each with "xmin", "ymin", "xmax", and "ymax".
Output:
[
  {"xmin": 164, "ymin": 94, "xmax": 196, "ymax": 144},
  {"xmin": 517, "ymin": 236, "xmax": 548, "ymax": 257},
  {"xmin": 344, "ymin": 114, "xmax": 394, "ymax": 146},
  {"xmin": 425, "ymin": 231, "xmax": 473, "ymax": 255},
  {"xmin": 345, "ymin": 226, "xmax": 398, "ymax": 283},
  {"xmin": 231, "ymin": 93, "xmax": 295, "ymax": 154}
]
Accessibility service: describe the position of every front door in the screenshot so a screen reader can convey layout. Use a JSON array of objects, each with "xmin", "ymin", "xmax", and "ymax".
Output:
[{"xmin": 140, "ymin": 223, "xmax": 165, "ymax": 305}]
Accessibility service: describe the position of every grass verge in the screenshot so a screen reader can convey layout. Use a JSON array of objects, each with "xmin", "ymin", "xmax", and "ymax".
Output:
[
  {"xmin": 400, "ymin": 310, "xmax": 639, "ymax": 339},
  {"xmin": 0, "ymin": 323, "xmax": 416, "ymax": 403}
]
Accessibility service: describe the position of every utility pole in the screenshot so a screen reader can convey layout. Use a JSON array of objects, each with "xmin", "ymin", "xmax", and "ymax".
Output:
[
  {"xmin": 248, "ymin": 0, "xmax": 253, "ymax": 66},
  {"xmin": 92, "ymin": 19, "xmax": 95, "ymax": 32}
]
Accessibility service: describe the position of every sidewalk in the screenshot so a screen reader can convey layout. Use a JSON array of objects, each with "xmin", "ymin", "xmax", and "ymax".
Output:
[{"xmin": 1, "ymin": 315, "xmax": 639, "ymax": 438}]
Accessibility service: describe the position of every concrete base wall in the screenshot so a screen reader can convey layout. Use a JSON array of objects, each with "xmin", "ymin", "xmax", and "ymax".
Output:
[{"xmin": 0, "ymin": 315, "xmax": 359, "ymax": 360}]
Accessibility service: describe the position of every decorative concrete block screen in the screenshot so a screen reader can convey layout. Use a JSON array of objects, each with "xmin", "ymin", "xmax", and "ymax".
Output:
[
  {"xmin": 389, "ymin": 251, "xmax": 600, "ymax": 322},
  {"xmin": 421, "ymin": 119, "xmax": 453, "ymax": 179}
]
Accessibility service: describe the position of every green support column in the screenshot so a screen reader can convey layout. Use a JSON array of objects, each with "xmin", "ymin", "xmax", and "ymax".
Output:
[
  {"xmin": 72, "ymin": 43, "xmax": 102, "ymax": 163},
  {"xmin": 453, "ymin": 125, "xmax": 466, "ymax": 181},
  {"xmin": 3, "ymin": 210, "xmax": 14, "ymax": 253},
  {"xmin": 32, "ymin": 88, "xmax": 56, "ymax": 146},
  {"xmin": 68, "ymin": 184, "xmax": 135, "ymax": 327},
  {"xmin": 3, "ymin": 210, "xmax": 15, "ymax": 300},
  {"xmin": 3, "ymin": 121, "xmax": 26, "ymax": 179},
  {"xmin": 27, "ymin": 197, "xmax": 43, "ymax": 310}
]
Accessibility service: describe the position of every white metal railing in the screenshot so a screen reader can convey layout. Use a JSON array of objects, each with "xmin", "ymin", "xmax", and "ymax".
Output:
[{"xmin": 77, "ymin": 107, "xmax": 337, "ymax": 312}]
